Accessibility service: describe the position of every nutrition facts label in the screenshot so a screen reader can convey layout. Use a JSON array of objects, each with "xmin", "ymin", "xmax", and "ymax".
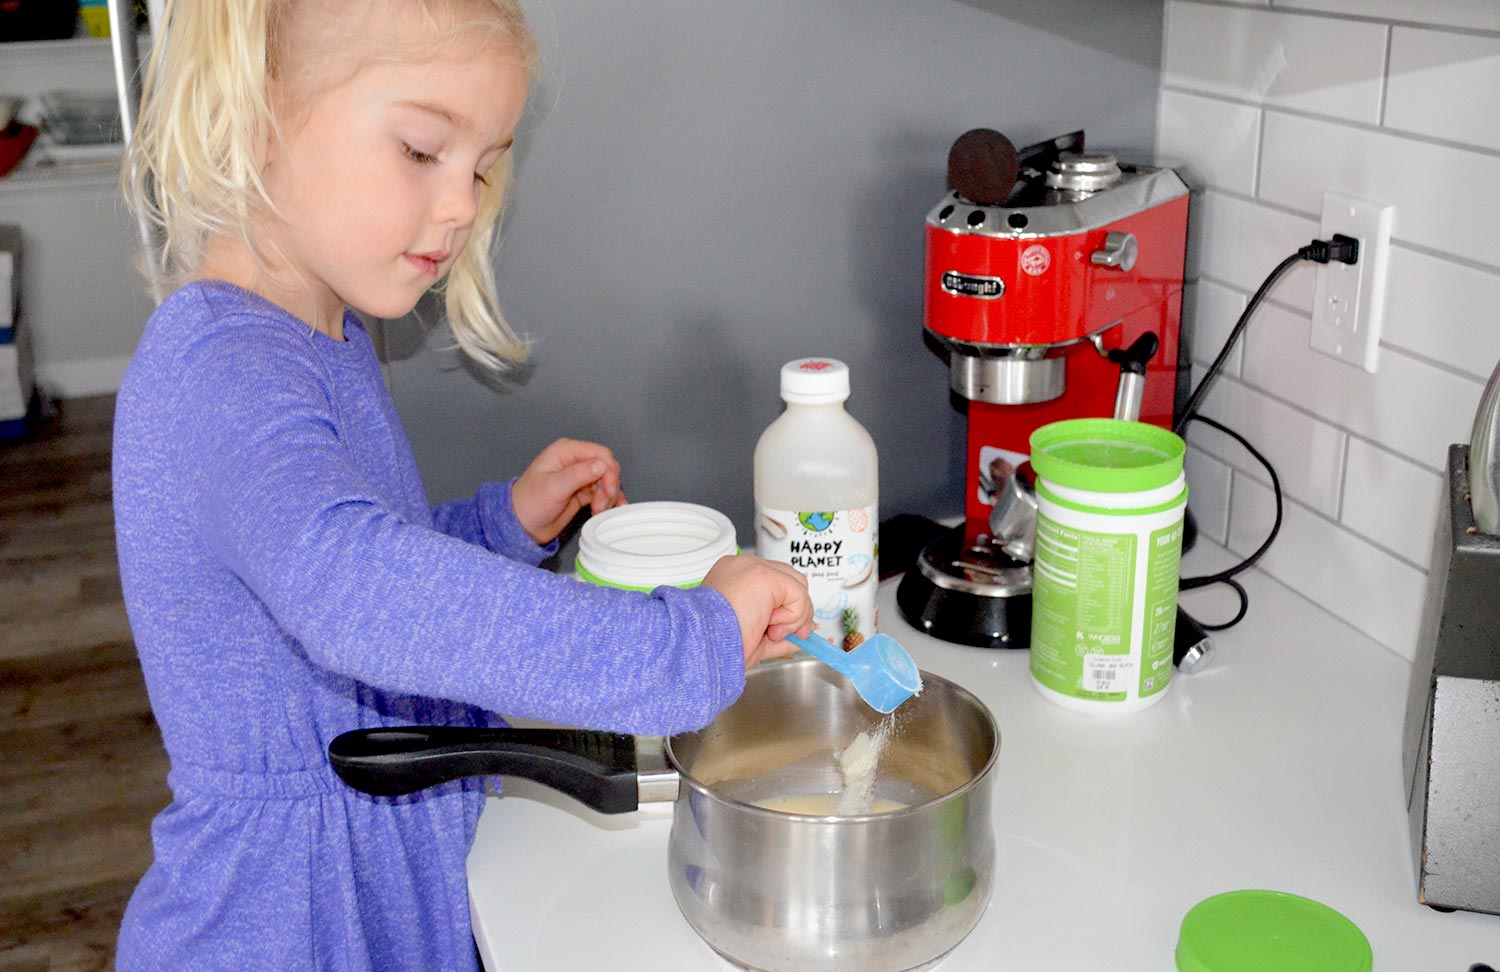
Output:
[
  {"xmin": 1030, "ymin": 516, "xmax": 1138, "ymax": 702},
  {"xmin": 1074, "ymin": 532, "xmax": 1133, "ymax": 636}
]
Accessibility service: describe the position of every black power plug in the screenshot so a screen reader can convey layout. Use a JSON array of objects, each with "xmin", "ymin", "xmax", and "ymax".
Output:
[
  {"xmin": 1300, "ymin": 233, "xmax": 1360, "ymax": 265},
  {"xmin": 1174, "ymin": 606, "xmax": 1214, "ymax": 673}
]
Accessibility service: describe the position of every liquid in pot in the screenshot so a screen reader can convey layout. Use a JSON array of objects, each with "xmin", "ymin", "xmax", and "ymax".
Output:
[
  {"xmin": 711, "ymin": 716, "xmax": 935, "ymax": 817},
  {"xmin": 753, "ymin": 792, "xmax": 908, "ymax": 814}
]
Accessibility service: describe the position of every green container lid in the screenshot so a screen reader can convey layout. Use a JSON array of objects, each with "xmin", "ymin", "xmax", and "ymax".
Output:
[
  {"xmin": 1176, "ymin": 890, "xmax": 1373, "ymax": 972},
  {"xmin": 1030, "ymin": 418, "xmax": 1186, "ymax": 493}
]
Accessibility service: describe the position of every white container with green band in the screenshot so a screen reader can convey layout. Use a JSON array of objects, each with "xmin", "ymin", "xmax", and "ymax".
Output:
[
  {"xmin": 576, "ymin": 501, "xmax": 738, "ymax": 591},
  {"xmin": 1028, "ymin": 418, "xmax": 1188, "ymax": 715}
]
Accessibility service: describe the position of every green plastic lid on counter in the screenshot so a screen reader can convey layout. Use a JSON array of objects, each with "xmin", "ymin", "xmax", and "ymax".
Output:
[
  {"xmin": 1030, "ymin": 418, "xmax": 1185, "ymax": 493},
  {"xmin": 1176, "ymin": 890, "xmax": 1373, "ymax": 972}
]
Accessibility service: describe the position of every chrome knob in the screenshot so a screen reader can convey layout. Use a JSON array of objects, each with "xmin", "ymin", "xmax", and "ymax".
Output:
[{"xmin": 1090, "ymin": 231, "xmax": 1138, "ymax": 272}]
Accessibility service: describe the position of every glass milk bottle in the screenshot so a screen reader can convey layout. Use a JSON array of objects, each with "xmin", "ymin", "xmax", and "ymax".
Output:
[{"xmin": 754, "ymin": 358, "xmax": 879, "ymax": 649}]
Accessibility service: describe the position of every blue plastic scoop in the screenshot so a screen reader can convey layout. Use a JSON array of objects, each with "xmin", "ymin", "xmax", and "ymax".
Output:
[{"xmin": 785, "ymin": 630, "xmax": 922, "ymax": 713}]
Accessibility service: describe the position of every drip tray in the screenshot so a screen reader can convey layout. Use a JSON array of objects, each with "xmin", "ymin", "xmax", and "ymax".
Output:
[{"xmin": 895, "ymin": 530, "xmax": 1032, "ymax": 650}]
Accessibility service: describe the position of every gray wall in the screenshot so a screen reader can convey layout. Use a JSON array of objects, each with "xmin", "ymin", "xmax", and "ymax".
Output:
[{"xmin": 381, "ymin": 0, "xmax": 1166, "ymax": 545}]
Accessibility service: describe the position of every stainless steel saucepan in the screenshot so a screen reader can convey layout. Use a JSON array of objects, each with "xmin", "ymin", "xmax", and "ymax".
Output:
[{"xmin": 329, "ymin": 659, "xmax": 999, "ymax": 972}]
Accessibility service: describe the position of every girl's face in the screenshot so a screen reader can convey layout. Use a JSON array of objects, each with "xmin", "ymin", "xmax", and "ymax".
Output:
[{"xmin": 258, "ymin": 10, "xmax": 528, "ymax": 332}]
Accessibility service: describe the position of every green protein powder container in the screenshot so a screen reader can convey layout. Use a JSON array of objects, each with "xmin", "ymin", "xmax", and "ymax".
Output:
[{"xmin": 1028, "ymin": 418, "xmax": 1187, "ymax": 715}]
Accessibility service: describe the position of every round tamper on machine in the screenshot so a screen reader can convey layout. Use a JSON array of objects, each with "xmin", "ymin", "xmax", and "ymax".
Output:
[{"xmin": 1176, "ymin": 890, "xmax": 1372, "ymax": 972}]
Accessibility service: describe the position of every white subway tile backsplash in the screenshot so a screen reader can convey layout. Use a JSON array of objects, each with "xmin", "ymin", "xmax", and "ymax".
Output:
[
  {"xmin": 1195, "ymin": 190, "xmax": 1319, "ymax": 307},
  {"xmin": 1386, "ymin": 28, "xmax": 1500, "ymax": 151},
  {"xmin": 1340, "ymin": 437, "xmax": 1445, "ymax": 567},
  {"xmin": 1185, "ymin": 447, "xmax": 1233, "ymax": 544},
  {"xmin": 1226, "ymin": 474, "xmax": 1427, "ymax": 659},
  {"xmin": 1272, "ymin": 0, "xmax": 1500, "ymax": 34},
  {"xmin": 1383, "ymin": 246, "xmax": 1500, "ymax": 382},
  {"xmin": 1259, "ymin": 111, "xmax": 1500, "ymax": 268},
  {"xmin": 1186, "ymin": 375, "xmax": 1347, "ymax": 517},
  {"xmin": 1184, "ymin": 279, "xmax": 1248, "ymax": 375},
  {"xmin": 1162, "ymin": 0, "xmax": 1498, "ymax": 657},
  {"xmin": 1157, "ymin": 90, "xmax": 1262, "ymax": 195},
  {"xmin": 1239, "ymin": 303, "xmax": 1484, "ymax": 470},
  {"xmin": 1164, "ymin": 3, "xmax": 1388, "ymax": 123}
]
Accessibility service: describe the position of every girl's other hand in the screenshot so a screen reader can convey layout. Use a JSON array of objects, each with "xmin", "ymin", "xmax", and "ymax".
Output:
[
  {"xmin": 512, "ymin": 438, "xmax": 625, "ymax": 545},
  {"xmin": 701, "ymin": 555, "xmax": 813, "ymax": 669}
]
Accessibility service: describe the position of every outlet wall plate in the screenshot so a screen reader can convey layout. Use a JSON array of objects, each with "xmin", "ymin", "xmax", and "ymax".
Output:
[{"xmin": 1310, "ymin": 192, "xmax": 1394, "ymax": 373}]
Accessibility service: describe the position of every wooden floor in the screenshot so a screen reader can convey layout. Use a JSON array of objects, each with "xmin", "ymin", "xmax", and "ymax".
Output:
[{"xmin": 0, "ymin": 396, "xmax": 169, "ymax": 972}]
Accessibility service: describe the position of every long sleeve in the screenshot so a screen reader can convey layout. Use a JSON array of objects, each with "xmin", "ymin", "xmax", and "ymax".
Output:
[
  {"xmin": 165, "ymin": 319, "xmax": 743, "ymax": 736},
  {"xmin": 430, "ymin": 479, "xmax": 556, "ymax": 566}
]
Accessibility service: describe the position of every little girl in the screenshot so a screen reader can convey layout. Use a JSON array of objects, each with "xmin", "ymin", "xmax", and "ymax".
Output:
[{"xmin": 111, "ymin": 1, "xmax": 812, "ymax": 969}]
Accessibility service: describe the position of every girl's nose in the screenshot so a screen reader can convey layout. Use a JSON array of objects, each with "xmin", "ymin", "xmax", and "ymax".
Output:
[{"xmin": 433, "ymin": 172, "xmax": 480, "ymax": 229}]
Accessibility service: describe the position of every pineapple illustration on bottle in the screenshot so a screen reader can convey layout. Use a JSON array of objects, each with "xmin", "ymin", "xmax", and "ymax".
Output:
[{"xmin": 841, "ymin": 607, "xmax": 865, "ymax": 652}]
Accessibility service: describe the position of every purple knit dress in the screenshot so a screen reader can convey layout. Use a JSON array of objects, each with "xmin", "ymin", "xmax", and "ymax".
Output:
[{"xmin": 111, "ymin": 281, "xmax": 745, "ymax": 971}]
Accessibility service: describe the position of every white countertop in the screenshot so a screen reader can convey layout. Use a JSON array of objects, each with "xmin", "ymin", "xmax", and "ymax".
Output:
[{"xmin": 467, "ymin": 544, "xmax": 1500, "ymax": 970}]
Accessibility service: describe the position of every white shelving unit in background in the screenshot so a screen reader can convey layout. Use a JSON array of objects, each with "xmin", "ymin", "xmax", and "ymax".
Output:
[
  {"xmin": 0, "ymin": 28, "xmax": 157, "ymax": 399},
  {"xmin": 1, "ymin": 36, "xmax": 125, "ymax": 184}
]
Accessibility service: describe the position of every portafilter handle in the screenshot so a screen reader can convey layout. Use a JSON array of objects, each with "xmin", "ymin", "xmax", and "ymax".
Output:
[{"xmin": 988, "ymin": 462, "xmax": 1038, "ymax": 563}]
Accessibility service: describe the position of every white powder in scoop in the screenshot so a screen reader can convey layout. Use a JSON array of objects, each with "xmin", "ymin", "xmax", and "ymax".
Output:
[{"xmin": 833, "ymin": 718, "xmax": 894, "ymax": 815}]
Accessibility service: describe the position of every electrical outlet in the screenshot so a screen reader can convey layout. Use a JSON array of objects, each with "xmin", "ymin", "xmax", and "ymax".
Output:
[{"xmin": 1310, "ymin": 192, "xmax": 1394, "ymax": 373}]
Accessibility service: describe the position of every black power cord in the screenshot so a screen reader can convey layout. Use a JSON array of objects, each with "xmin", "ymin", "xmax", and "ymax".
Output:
[
  {"xmin": 1173, "ymin": 234, "xmax": 1360, "ymax": 633},
  {"xmin": 1176, "ymin": 415, "xmax": 1282, "ymax": 630}
]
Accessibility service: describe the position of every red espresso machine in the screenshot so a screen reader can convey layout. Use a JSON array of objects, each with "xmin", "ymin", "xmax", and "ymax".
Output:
[{"xmin": 896, "ymin": 130, "xmax": 1191, "ymax": 648}]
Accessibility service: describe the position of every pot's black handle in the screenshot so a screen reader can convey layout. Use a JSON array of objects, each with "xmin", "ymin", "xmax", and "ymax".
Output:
[{"xmin": 328, "ymin": 726, "xmax": 640, "ymax": 813}]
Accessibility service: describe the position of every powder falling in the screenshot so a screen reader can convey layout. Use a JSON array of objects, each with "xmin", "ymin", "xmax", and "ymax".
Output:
[{"xmin": 833, "ymin": 717, "xmax": 894, "ymax": 815}]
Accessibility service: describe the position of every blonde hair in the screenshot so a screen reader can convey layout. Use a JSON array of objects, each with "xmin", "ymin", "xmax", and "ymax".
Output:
[{"xmin": 124, "ymin": 0, "xmax": 538, "ymax": 370}]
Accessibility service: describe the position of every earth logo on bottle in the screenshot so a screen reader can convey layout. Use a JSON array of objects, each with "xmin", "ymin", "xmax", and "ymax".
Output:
[{"xmin": 798, "ymin": 511, "xmax": 835, "ymax": 531}]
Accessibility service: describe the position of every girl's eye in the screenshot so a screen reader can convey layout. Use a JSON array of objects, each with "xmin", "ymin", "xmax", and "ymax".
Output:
[
  {"xmin": 474, "ymin": 170, "xmax": 492, "ymax": 188},
  {"xmin": 402, "ymin": 142, "xmax": 438, "ymax": 166}
]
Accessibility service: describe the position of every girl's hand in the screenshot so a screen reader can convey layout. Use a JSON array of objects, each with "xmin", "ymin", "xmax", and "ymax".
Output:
[
  {"xmin": 512, "ymin": 438, "xmax": 625, "ymax": 545},
  {"xmin": 701, "ymin": 555, "xmax": 814, "ymax": 669}
]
